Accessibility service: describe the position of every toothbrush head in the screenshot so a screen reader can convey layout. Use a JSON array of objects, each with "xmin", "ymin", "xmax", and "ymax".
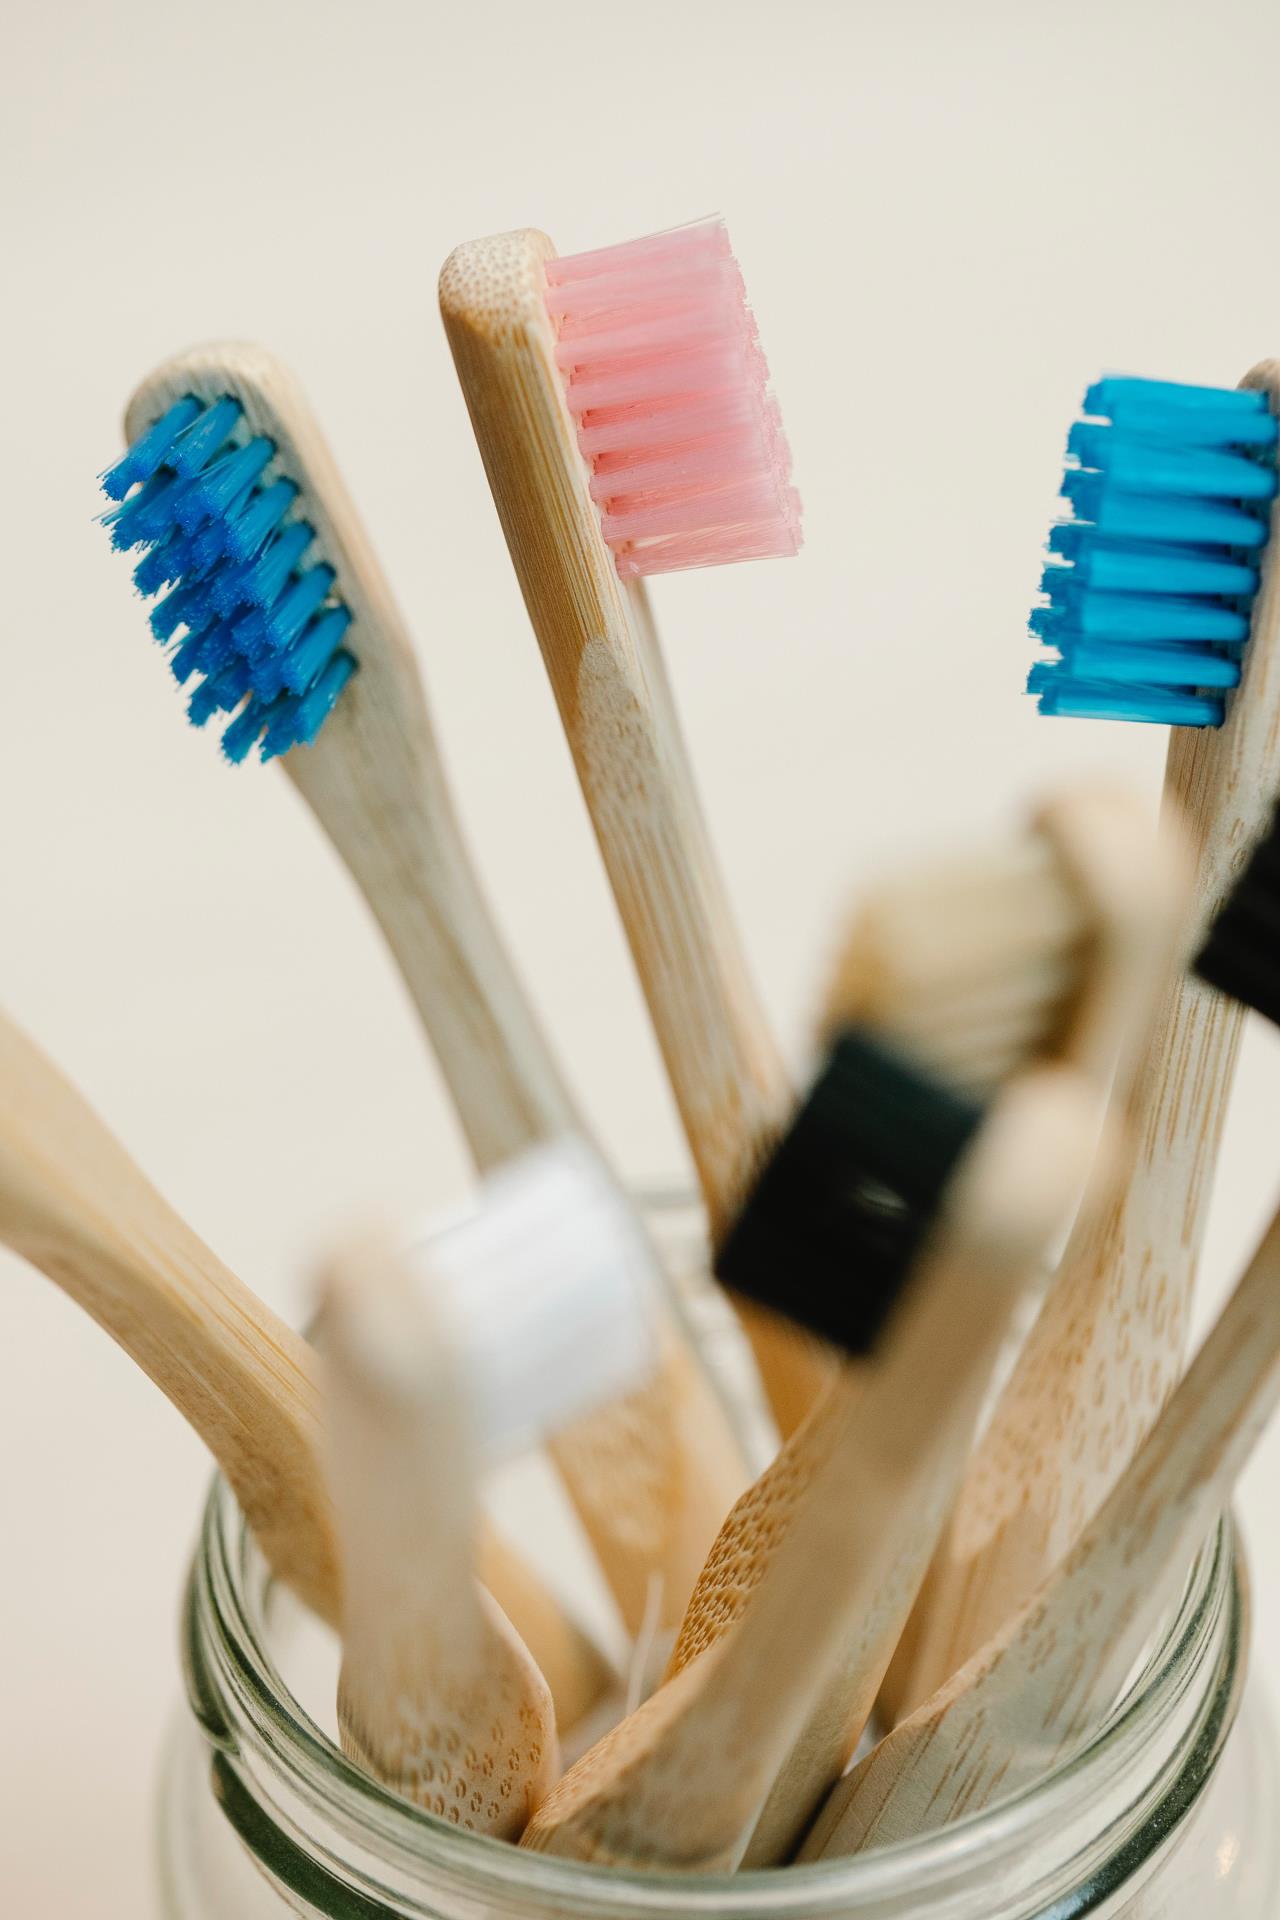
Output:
[
  {"xmin": 1196, "ymin": 799, "xmax": 1280, "ymax": 1027},
  {"xmin": 416, "ymin": 1137, "xmax": 664, "ymax": 1460},
  {"xmin": 101, "ymin": 346, "xmax": 358, "ymax": 763},
  {"xmin": 1027, "ymin": 376, "xmax": 1278, "ymax": 728},
  {"xmin": 545, "ymin": 220, "xmax": 802, "ymax": 578}
]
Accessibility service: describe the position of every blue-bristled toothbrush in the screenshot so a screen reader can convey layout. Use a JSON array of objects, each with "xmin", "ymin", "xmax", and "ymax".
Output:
[
  {"xmin": 887, "ymin": 365, "xmax": 1280, "ymax": 1721},
  {"xmin": 1026, "ymin": 376, "xmax": 1278, "ymax": 726},
  {"xmin": 99, "ymin": 346, "xmax": 749, "ymax": 1651}
]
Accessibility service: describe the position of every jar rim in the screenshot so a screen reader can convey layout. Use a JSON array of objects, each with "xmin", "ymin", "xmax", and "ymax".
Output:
[{"xmin": 185, "ymin": 1472, "xmax": 1245, "ymax": 1916}]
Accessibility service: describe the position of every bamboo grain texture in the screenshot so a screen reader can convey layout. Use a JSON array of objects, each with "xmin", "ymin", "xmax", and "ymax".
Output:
[{"xmin": 807, "ymin": 1189, "xmax": 1280, "ymax": 1858}]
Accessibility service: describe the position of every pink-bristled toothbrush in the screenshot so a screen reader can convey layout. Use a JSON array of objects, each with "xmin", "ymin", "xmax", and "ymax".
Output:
[{"xmin": 440, "ymin": 221, "xmax": 826, "ymax": 1437}]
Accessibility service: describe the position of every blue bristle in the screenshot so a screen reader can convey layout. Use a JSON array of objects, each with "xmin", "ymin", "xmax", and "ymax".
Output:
[
  {"xmin": 250, "ymin": 605, "xmax": 351, "ymax": 702},
  {"xmin": 1045, "ymin": 527, "xmax": 1259, "ymax": 598},
  {"xmin": 133, "ymin": 528, "xmax": 197, "ymax": 596},
  {"xmin": 189, "ymin": 655, "xmax": 252, "ymax": 727},
  {"xmin": 206, "ymin": 561, "xmax": 256, "ymax": 621},
  {"xmin": 268, "ymin": 566, "xmax": 335, "ymax": 649},
  {"xmin": 169, "ymin": 628, "xmax": 223, "ymax": 685},
  {"xmin": 220, "ymin": 697, "xmax": 270, "ymax": 765},
  {"xmin": 150, "ymin": 579, "xmax": 217, "ymax": 644},
  {"xmin": 1027, "ymin": 665, "xmax": 1225, "ymax": 726},
  {"xmin": 188, "ymin": 516, "xmax": 233, "ymax": 573},
  {"xmin": 100, "ymin": 392, "xmax": 356, "ymax": 758},
  {"xmin": 100, "ymin": 397, "xmax": 202, "ymax": 501},
  {"xmin": 1060, "ymin": 473, "xmax": 1268, "ymax": 549},
  {"xmin": 263, "ymin": 651, "xmax": 357, "ymax": 758},
  {"xmin": 1032, "ymin": 587, "xmax": 1250, "ymax": 645},
  {"xmin": 105, "ymin": 469, "xmax": 189, "ymax": 550},
  {"xmin": 1053, "ymin": 640, "xmax": 1242, "ymax": 690},
  {"xmin": 168, "ymin": 398, "xmax": 242, "ymax": 477},
  {"xmin": 1067, "ymin": 425, "xmax": 1279, "ymax": 501},
  {"xmin": 223, "ymin": 479, "xmax": 298, "ymax": 564},
  {"xmin": 1029, "ymin": 375, "xmax": 1277, "ymax": 728},
  {"xmin": 241, "ymin": 521, "xmax": 315, "ymax": 608},
  {"xmin": 183, "ymin": 438, "xmax": 275, "ymax": 523},
  {"xmin": 1082, "ymin": 378, "xmax": 1279, "ymax": 448}
]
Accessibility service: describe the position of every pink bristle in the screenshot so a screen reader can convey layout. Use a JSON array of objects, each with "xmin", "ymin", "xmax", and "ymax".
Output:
[{"xmin": 545, "ymin": 220, "xmax": 802, "ymax": 578}]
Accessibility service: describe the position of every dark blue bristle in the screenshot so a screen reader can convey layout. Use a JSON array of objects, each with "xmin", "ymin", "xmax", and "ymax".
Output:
[
  {"xmin": 1196, "ymin": 804, "xmax": 1280, "ymax": 1027},
  {"xmin": 1028, "ymin": 375, "xmax": 1277, "ymax": 728},
  {"xmin": 99, "ymin": 392, "xmax": 356, "ymax": 759}
]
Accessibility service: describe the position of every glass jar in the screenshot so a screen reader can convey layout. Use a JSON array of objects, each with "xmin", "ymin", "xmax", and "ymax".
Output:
[{"xmin": 156, "ymin": 1195, "xmax": 1280, "ymax": 1919}]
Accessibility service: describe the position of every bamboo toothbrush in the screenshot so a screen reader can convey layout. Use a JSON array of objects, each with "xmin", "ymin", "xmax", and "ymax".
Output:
[
  {"xmin": 323, "ymin": 1141, "xmax": 662, "ymax": 1837},
  {"xmin": 807, "ymin": 796, "xmax": 1280, "ymax": 1859},
  {"xmin": 667, "ymin": 788, "xmax": 1185, "ymax": 1693},
  {"xmin": 439, "ymin": 222, "xmax": 828, "ymax": 1437},
  {"xmin": 888, "ymin": 364, "xmax": 1280, "ymax": 1720},
  {"xmin": 325, "ymin": 1232, "xmax": 558, "ymax": 1839},
  {"xmin": 702, "ymin": 792, "xmax": 1189, "ymax": 1867},
  {"xmin": 0, "ymin": 1009, "xmax": 612, "ymax": 1727},
  {"xmin": 104, "ymin": 347, "xmax": 749, "ymax": 1641},
  {"xmin": 519, "ymin": 789, "xmax": 1186, "ymax": 1869}
]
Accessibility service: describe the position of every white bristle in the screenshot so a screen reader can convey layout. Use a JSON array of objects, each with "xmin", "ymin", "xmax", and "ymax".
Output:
[{"xmin": 413, "ymin": 1138, "xmax": 662, "ymax": 1460}]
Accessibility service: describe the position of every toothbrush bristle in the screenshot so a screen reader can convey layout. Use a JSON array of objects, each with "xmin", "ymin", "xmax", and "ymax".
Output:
[
  {"xmin": 1196, "ymin": 804, "xmax": 1280, "ymax": 1027},
  {"xmin": 100, "ymin": 394, "xmax": 356, "ymax": 762},
  {"xmin": 545, "ymin": 220, "xmax": 802, "ymax": 579},
  {"xmin": 715, "ymin": 1031, "xmax": 984, "ymax": 1358},
  {"xmin": 1027, "ymin": 376, "xmax": 1278, "ymax": 729}
]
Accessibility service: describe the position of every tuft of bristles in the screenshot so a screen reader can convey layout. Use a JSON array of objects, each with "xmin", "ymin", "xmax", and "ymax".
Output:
[
  {"xmin": 544, "ymin": 221, "xmax": 802, "ymax": 579},
  {"xmin": 715, "ymin": 1031, "xmax": 984, "ymax": 1358},
  {"xmin": 1196, "ymin": 803, "xmax": 1280, "ymax": 1028},
  {"xmin": 100, "ymin": 396, "xmax": 356, "ymax": 762},
  {"xmin": 1027, "ymin": 376, "xmax": 1278, "ymax": 728}
]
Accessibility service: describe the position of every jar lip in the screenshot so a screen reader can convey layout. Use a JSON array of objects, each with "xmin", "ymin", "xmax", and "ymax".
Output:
[{"xmin": 189, "ymin": 1473, "xmax": 1242, "ymax": 1914}]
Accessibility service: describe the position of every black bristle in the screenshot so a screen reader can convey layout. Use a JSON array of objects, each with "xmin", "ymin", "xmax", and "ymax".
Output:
[
  {"xmin": 1196, "ymin": 804, "xmax": 1280, "ymax": 1027},
  {"xmin": 714, "ymin": 1030, "xmax": 985, "ymax": 1358}
]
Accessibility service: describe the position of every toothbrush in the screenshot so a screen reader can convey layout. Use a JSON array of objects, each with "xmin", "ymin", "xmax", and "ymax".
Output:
[
  {"xmin": 103, "ymin": 347, "xmax": 749, "ymax": 1639},
  {"xmin": 804, "ymin": 801, "xmax": 1280, "ymax": 1857},
  {"xmin": 323, "ymin": 1140, "xmax": 661, "ymax": 1837},
  {"xmin": 0, "ymin": 1009, "xmax": 614, "ymax": 1728},
  {"xmin": 889, "ymin": 366, "xmax": 1280, "ymax": 1718},
  {"xmin": 518, "ymin": 790, "xmax": 1185, "ymax": 1869},
  {"xmin": 439, "ymin": 221, "xmax": 829, "ymax": 1438},
  {"xmin": 667, "ymin": 787, "xmax": 1185, "ymax": 1686},
  {"xmin": 703, "ymin": 793, "xmax": 1190, "ymax": 1868}
]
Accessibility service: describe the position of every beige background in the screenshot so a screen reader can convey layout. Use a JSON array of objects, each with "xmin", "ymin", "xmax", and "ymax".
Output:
[{"xmin": 5, "ymin": 0, "xmax": 1280, "ymax": 1909}]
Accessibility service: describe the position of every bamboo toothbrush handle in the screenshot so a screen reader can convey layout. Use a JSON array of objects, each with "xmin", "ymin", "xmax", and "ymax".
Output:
[
  {"xmin": 809, "ymin": 1191, "xmax": 1280, "ymax": 1858},
  {"xmin": 440, "ymin": 232, "xmax": 831, "ymax": 1432},
  {"xmin": 0, "ymin": 1011, "xmax": 613, "ymax": 1724},
  {"xmin": 128, "ymin": 345, "xmax": 580, "ymax": 1173},
  {"xmin": 0, "ymin": 1011, "xmax": 340, "ymax": 1619}
]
